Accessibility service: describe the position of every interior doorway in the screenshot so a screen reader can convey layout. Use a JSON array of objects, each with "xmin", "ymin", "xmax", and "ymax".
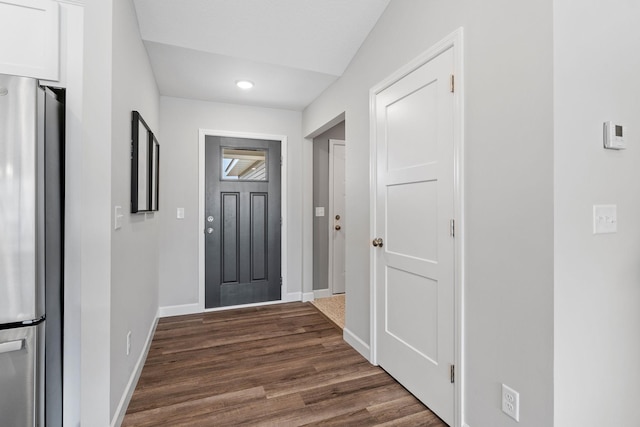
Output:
[
  {"xmin": 312, "ymin": 121, "xmax": 345, "ymax": 298},
  {"xmin": 370, "ymin": 29, "xmax": 464, "ymax": 426},
  {"xmin": 311, "ymin": 121, "xmax": 346, "ymax": 329}
]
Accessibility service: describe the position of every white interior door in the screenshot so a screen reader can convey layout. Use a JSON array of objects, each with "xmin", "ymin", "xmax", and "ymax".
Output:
[
  {"xmin": 329, "ymin": 139, "xmax": 346, "ymax": 294},
  {"xmin": 374, "ymin": 47, "xmax": 455, "ymax": 425}
]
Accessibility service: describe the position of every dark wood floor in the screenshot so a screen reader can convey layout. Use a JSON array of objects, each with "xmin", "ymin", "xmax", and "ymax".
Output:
[{"xmin": 123, "ymin": 302, "xmax": 447, "ymax": 426}]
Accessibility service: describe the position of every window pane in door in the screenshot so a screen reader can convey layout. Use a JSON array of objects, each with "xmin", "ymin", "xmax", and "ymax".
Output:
[{"xmin": 221, "ymin": 148, "xmax": 267, "ymax": 181}]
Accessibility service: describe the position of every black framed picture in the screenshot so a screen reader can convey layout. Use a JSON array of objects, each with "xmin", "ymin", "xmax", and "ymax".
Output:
[
  {"xmin": 131, "ymin": 111, "xmax": 159, "ymax": 213},
  {"xmin": 151, "ymin": 133, "xmax": 159, "ymax": 211}
]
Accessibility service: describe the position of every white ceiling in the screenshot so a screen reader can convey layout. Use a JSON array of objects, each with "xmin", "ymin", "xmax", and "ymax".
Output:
[{"xmin": 133, "ymin": 0, "xmax": 390, "ymax": 111}]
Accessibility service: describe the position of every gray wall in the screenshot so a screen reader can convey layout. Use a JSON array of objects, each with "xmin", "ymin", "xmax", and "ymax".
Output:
[
  {"xmin": 303, "ymin": 1, "xmax": 554, "ymax": 426},
  {"xmin": 313, "ymin": 121, "xmax": 345, "ymax": 291},
  {"xmin": 59, "ymin": 4, "xmax": 85, "ymax": 425},
  {"xmin": 158, "ymin": 97, "xmax": 303, "ymax": 309},
  {"xmin": 554, "ymin": 0, "xmax": 640, "ymax": 424},
  {"xmin": 74, "ymin": 1, "xmax": 161, "ymax": 423},
  {"xmin": 80, "ymin": 0, "xmax": 114, "ymax": 424},
  {"xmin": 110, "ymin": 0, "xmax": 161, "ymax": 421}
]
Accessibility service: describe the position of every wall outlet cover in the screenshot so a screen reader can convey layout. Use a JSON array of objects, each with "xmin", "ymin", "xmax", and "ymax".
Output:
[{"xmin": 502, "ymin": 384, "xmax": 520, "ymax": 422}]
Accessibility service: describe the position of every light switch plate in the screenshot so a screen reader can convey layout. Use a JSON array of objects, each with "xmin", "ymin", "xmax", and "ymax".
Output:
[
  {"xmin": 593, "ymin": 204, "xmax": 617, "ymax": 234},
  {"xmin": 114, "ymin": 206, "xmax": 123, "ymax": 230},
  {"xmin": 177, "ymin": 207, "xmax": 185, "ymax": 219},
  {"xmin": 315, "ymin": 207, "xmax": 325, "ymax": 217}
]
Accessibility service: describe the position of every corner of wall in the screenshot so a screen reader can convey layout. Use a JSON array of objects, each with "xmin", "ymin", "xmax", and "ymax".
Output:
[{"xmin": 343, "ymin": 328, "xmax": 371, "ymax": 362}]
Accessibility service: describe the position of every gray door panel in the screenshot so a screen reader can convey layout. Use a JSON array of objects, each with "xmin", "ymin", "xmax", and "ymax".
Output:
[{"xmin": 205, "ymin": 136, "xmax": 281, "ymax": 308}]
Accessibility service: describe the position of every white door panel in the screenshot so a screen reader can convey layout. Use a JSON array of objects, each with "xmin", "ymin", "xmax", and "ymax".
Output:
[
  {"xmin": 329, "ymin": 140, "xmax": 346, "ymax": 294},
  {"xmin": 374, "ymin": 46, "xmax": 455, "ymax": 425},
  {"xmin": 386, "ymin": 267, "xmax": 439, "ymax": 361},
  {"xmin": 387, "ymin": 181, "xmax": 438, "ymax": 260},
  {"xmin": 386, "ymin": 81, "xmax": 439, "ymax": 171}
]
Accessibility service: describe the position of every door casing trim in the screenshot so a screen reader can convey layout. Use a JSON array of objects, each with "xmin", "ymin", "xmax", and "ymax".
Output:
[
  {"xmin": 368, "ymin": 27, "xmax": 465, "ymax": 427},
  {"xmin": 328, "ymin": 139, "xmax": 345, "ymax": 295},
  {"xmin": 198, "ymin": 129, "xmax": 289, "ymax": 311}
]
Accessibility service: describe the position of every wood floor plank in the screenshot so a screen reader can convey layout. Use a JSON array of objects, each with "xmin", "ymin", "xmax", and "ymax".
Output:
[
  {"xmin": 367, "ymin": 395, "xmax": 434, "ymax": 423},
  {"xmin": 299, "ymin": 408, "xmax": 376, "ymax": 426},
  {"xmin": 122, "ymin": 387, "xmax": 266, "ymax": 427},
  {"xmin": 299, "ymin": 372, "xmax": 396, "ymax": 405},
  {"xmin": 123, "ymin": 302, "xmax": 447, "ymax": 426},
  {"xmin": 180, "ymin": 393, "xmax": 307, "ymax": 427}
]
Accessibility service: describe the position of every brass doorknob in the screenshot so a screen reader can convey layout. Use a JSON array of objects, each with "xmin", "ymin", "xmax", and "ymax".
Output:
[
  {"xmin": 372, "ymin": 237, "xmax": 383, "ymax": 247},
  {"xmin": 335, "ymin": 225, "xmax": 341, "ymax": 230}
]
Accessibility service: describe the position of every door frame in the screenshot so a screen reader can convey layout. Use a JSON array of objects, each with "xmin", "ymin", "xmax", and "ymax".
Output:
[
  {"xmin": 328, "ymin": 139, "xmax": 345, "ymax": 295},
  {"xmin": 369, "ymin": 28, "xmax": 465, "ymax": 427},
  {"xmin": 198, "ymin": 129, "xmax": 289, "ymax": 312}
]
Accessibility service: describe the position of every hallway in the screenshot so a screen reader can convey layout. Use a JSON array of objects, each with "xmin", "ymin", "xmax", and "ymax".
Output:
[{"xmin": 123, "ymin": 302, "xmax": 446, "ymax": 426}]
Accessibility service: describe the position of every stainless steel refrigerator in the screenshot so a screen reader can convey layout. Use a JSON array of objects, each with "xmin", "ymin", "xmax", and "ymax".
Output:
[{"xmin": 0, "ymin": 74, "xmax": 64, "ymax": 426}]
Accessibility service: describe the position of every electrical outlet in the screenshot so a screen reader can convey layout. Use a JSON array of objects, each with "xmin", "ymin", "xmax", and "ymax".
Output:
[
  {"xmin": 502, "ymin": 384, "xmax": 520, "ymax": 422},
  {"xmin": 126, "ymin": 331, "xmax": 132, "ymax": 356}
]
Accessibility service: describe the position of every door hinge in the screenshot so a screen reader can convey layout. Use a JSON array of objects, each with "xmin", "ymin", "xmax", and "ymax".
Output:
[
  {"xmin": 450, "ymin": 364, "xmax": 455, "ymax": 383},
  {"xmin": 280, "ymin": 216, "xmax": 283, "ymax": 226},
  {"xmin": 450, "ymin": 75, "xmax": 455, "ymax": 93},
  {"xmin": 281, "ymin": 156, "xmax": 283, "ymax": 167},
  {"xmin": 280, "ymin": 277, "xmax": 283, "ymax": 286},
  {"xmin": 450, "ymin": 219, "xmax": 455, "ymax": 237}
]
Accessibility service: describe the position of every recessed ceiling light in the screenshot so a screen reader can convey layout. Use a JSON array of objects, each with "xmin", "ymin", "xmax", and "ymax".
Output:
[{"xmin": 236, "ymin": 80, "xmax": 254, "ymax": 90}]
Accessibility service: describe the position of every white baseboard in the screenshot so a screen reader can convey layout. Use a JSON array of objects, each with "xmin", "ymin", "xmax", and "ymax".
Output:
[
  {"xmin": 161, "ymin": 294, "xmax": 305, "ymax": 316},
  {"xmin": 313, "ymin": 289, "xmax": 331, "ymax": 299},
  {"xmin": 158, "ymin": 303, "xmax": 200, "ymax": 318},
  {"xmin": 161, "ymin": 293, "xmax": 312, "ymax": 318},
  {"xmin": 110, "ymin": 310, "xmax": 159, "ymax": 427},
  {"xmin": 282, "ymin": 292, "xmax": 302, "ymax": 302},
  {"xmin": 343, "ymin": 327, "xmax": 371, "ymax": 361}
]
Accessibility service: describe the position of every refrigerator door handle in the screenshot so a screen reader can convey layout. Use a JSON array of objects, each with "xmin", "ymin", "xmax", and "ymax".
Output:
[{"xmin": 0, "ymin": 339, "xmax": 24, "ymax": 354}]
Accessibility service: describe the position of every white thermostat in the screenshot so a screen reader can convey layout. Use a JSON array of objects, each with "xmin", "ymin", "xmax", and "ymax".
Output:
[{"xmin": 603, "ymin": 121, "xmax": 626, "ymax": 150}]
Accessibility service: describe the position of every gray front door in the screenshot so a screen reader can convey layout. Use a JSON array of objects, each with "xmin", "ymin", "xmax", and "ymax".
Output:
[{"xmin": 205, "ymin": 136, "xmax": 281, "ymax": 308}]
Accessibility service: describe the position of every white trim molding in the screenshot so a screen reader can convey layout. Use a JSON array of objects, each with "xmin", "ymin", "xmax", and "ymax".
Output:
[
  {"xmin": 283, "ymin": 292, "xmax": 303, "ymax": 302},
  {"xmin": 313, "ymin": 289, "xmax": 331, "ymax": 299},
  {"xmin": 369, "ymin": 27, "xmax": 465, "ymax": 427},
  {"xmin": 203, "ymin": 298, "xmax": 299, "ymax": 313},
  {"xmin": 158, "ymin": 303, "xmax": 200, "ymax": 318},
  {"xmin": 198, "ymin": 129, "xmax": 289, "ymax": 311},
  {"xmin": 343, "ymin": 328, "xmax": 371, "ymax": 361},
  {"xmin": 110, "ymin": 312, "xmax": 159, "ymax": 427}
]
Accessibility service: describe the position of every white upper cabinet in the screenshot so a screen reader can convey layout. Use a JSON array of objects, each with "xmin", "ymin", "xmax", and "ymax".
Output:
[{"xmin": 0, "ymin": 0, "xmax": 59, "ymax": 80}]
